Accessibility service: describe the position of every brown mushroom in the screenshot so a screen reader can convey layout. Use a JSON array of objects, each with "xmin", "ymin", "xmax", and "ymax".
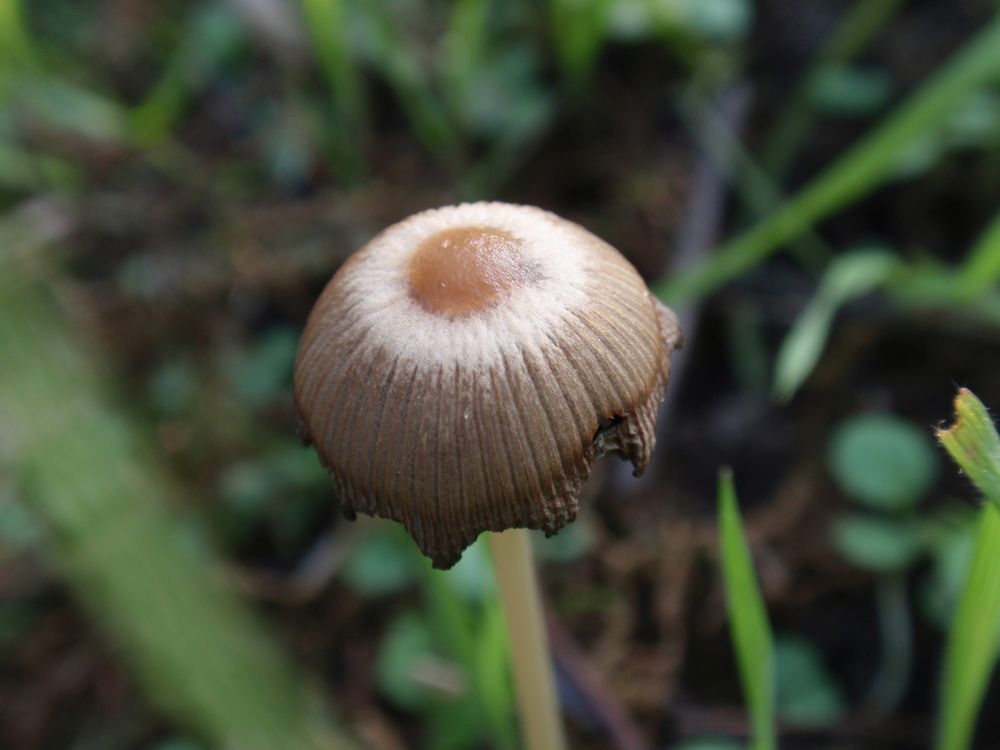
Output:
[{"xmin": 294, "ymin": 202, "xmax": 681, "ymax": 569}]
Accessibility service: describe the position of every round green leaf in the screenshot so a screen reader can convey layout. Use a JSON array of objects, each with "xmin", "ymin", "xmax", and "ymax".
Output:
[
  {"xmin": 342, "ymin": 529, "xmax": 418, "ymax": 596},
  {"xmin": 775, "ymin": 635, "xmax": 846, "ymax": 724},
  {"xmin": 828, "ymin": 414, "xmax": 938, "ymax": 510},
  {"xmin": 832, "ymin": 515, "xmax": 923, "ymax": 572}
]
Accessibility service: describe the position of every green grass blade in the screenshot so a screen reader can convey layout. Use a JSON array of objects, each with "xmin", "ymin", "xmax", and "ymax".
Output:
[
  {"xmin": 656, "ymin": 18, "xmax": 1000, "ymax": 307},
  {"xmin": 444, "ymin": 0, "xmax": 490, "ymax": 107},
  {"xmin": 676, "ymin": 85, "xmax": 831, "ymax": 269},
  {"xmin": 953, "ymin": 211, "xmax": 1000, "ymax": 301},
  {"xmin": 936, "ymin": 506, "xmax": 1000, "ymax": 750},
  {"xmin": 936, "ymin": 389, "xmax": 1000, "ymax": 750},
  {"xmin": 937, "ymin": 388, "xmax": 1000, "ymax": 504},
  {"xmin": 0, "ymin": 253, "xmax": 354, "ymax": 749},
  {"xmin": 130, "ymin": 6, "xmax": 245, "ymax": 144},
  {"xmin": 0, "ymin": 0, "xmax": 37, "ymax": 76},
  {"xmin": 299, "ymin": 0, "xmax": 368, "ymax": 181},
  {"xmin": 300, "ymin": 0, "xmax": 366, "ymax": 122},
  {"xmin": 549, "ymin": 0, "xmax": 612, "ymax": 89},
  {"xmin": 718, "ymin": 469, "xmax": 776, "ymax": 750},
  {"xmin": 361, "ymin": 3, "xmax": 459, "ymax": 158}
]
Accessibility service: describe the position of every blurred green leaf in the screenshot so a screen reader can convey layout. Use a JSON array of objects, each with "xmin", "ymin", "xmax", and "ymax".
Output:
[
  {"xmin": 0, "ymin": 0, "xmax": 37, "ymax": 77},
  {"xmin": 342, "ymin": 528, "xmax": 418, "ymax": 596},
  {"xmin": 443, "ymin": 537, "xmax": 495, "ymax": 601},
  {"xmin": 444, "ymin": 0, "xmax": 491, "ymax": 107},
  {"xmin": 130, "ymin": 5, "xmax": 246, "ymax": 143},
  {"xmin": 945, "ymin": 92, "xmax": 1000, "ymax": 144},
  {"xmin": 670, "ymin": 740, "xmax": 743, "ymax": 750},
  {"xmin": 299, "ymin": 0, "xmax": 367, "ymax": 181},
  {"xmin": 426, "ymin": 704, "xmax": 487, "ymax": 750},
  {"xmin": 810, "ymin": 64, "xmax": 893, "ymax": 116},
  {"xmin": 12, "ymin": 75, "xmax": 129, "ymax": 143},
  {"xmin": 300, "ymin": 0, "xmax": 366, "ymax": 121},
  {"xmin": 608, "ymin": 0, "xmax": 750, "ymax": 43},
  {"xmin": 418, "ymin": 540, "xmax": 516, "ymax": 749},
  {"xmin": 679, "ymin": 0, "xmax": 752, "ymax": 41},
  {"xmin": 149, "ymin": 359, "xmax": 198, "ymax": 416},
  {"xmin": 775, "ymin": 635, "xmax": 846, "ymax": 724},
  {"xmin": 0, "ymin": 261, "xmax": 354, "ymax": 750},
  {"xmin": 829, "ymin": 413, "xmax": 938, "ymax": 510},
  {"xmin": 895, "ymin": 92, "xmax": 1000, "ymax": 178},
  {"xmin": 226, "ymin": 326, "xmax": 299, "ymax": 405},
  {"xmin": 218, "ymin": 443, "xmax": 329, "ymax": 548},
  {"xmin": 456, "ymin": 45, "xmax": 551, "ymax": 139},
  {"xmin": 531, "ymin": 519, "xmax": 593, "ymax": 563},
  {"xmin": 0, "ymin": 489, "xmax": 42, "ymax": 550},
  {"xmin": 833, "ymin": 514, "xmax": 922, "ymax": 572},
  {"xmin": 376, "ymin": 611, "xmax": 441, "ymax": 710},
  {"xmin": 921, "ymin": 522, "xmax": 975, "ymax": 629},
  {"xmin": 774, "ymin": 249, "xmax": 896, "ymax": 401},
  {"xmin": 355, "ymin": 3, "xmax": 458, "ymax": 157},
  {"xmin": 954, "ymin": 210, "xmax": 1000, "ymax": 301},
  {"xmin": 0, "ymin": 599, "xmax": 36, "ymax": 650},
  {"xmin": 718, "ymin": 469, "xmax": 776, "ymax": 750},
  {"xmin": 0, "ymin": 142, "xmax": 76, "ymax": 191},
  {"xmin": 549, "ymin": 0, "xmax": 613, "ymax": 88},
  {"xmin": 473, "ymin": 592, "xmax": 517, "ymax": 749},
  {"xmin": 151, "ymin": 740, "xmax": 205, "ymax": 750}
]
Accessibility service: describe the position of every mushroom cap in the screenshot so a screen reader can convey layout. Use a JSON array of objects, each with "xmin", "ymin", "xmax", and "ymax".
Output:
[{"xmin": 294, "ymin": 202, "xmax": 681, "ymax": 568}]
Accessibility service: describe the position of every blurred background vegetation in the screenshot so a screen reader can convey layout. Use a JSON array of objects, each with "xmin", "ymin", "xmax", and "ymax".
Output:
[{"xmin": 3, "ymin": 0, "xmax": 1000, "ymax": 748}]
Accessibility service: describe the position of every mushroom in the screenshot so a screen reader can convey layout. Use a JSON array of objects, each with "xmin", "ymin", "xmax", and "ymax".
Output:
[
  {"xmin": 294, "ymin": 202, "xmax": 682, "ymax": 569},
  {"xmin": 295, "ymin": 202, "xmax": 681, "ymax": 749}
]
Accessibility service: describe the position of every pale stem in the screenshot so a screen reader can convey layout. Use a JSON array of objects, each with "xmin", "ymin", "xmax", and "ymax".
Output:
[{"xmin": 489, "ymin": 528, "xmax": 568, "ymax": 750}]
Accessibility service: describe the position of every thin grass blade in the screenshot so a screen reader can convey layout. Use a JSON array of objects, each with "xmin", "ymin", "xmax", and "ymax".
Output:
[
  {"xmin": 718, "ymin": 469, "xmax": 776, "ymax": 750},
  {"xmin": 936, "ymin": 389, "xmax": 1000, "ymax": 750},
  {"xmin": 0, "ymin": 241, "xmax": 354, "ymax": 750}
]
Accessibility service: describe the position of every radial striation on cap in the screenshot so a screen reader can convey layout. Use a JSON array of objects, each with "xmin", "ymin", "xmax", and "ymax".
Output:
[{"xmin": 294, "ymin": 202, "xmax": 682, "ymax": 568}]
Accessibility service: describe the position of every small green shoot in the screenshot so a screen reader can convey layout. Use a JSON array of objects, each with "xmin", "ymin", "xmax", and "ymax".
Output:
[
  {"xmin": 718, "ymin": 469, "xmax": 776, "ymax": 750},
  {"xmin": 936, "ymin": 389, "xmax": 1000, "ymax": 750}
]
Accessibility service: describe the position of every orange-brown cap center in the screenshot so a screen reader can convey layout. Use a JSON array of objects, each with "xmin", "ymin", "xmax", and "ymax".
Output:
[{"xmin": 407, "ymin": 226, "xmax": 537, "ymax": 318}]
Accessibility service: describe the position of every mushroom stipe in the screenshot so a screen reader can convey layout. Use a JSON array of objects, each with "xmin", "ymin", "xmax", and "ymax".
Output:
[{"xmin": 294, "ymin": 202, "xmax": 682, "ymax": 568}]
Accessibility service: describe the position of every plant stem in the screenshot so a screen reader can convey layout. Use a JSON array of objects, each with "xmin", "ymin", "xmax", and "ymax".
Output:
[{"xmin": 490, "ymin": 529, "xmax": 568, "ymax": 750}]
